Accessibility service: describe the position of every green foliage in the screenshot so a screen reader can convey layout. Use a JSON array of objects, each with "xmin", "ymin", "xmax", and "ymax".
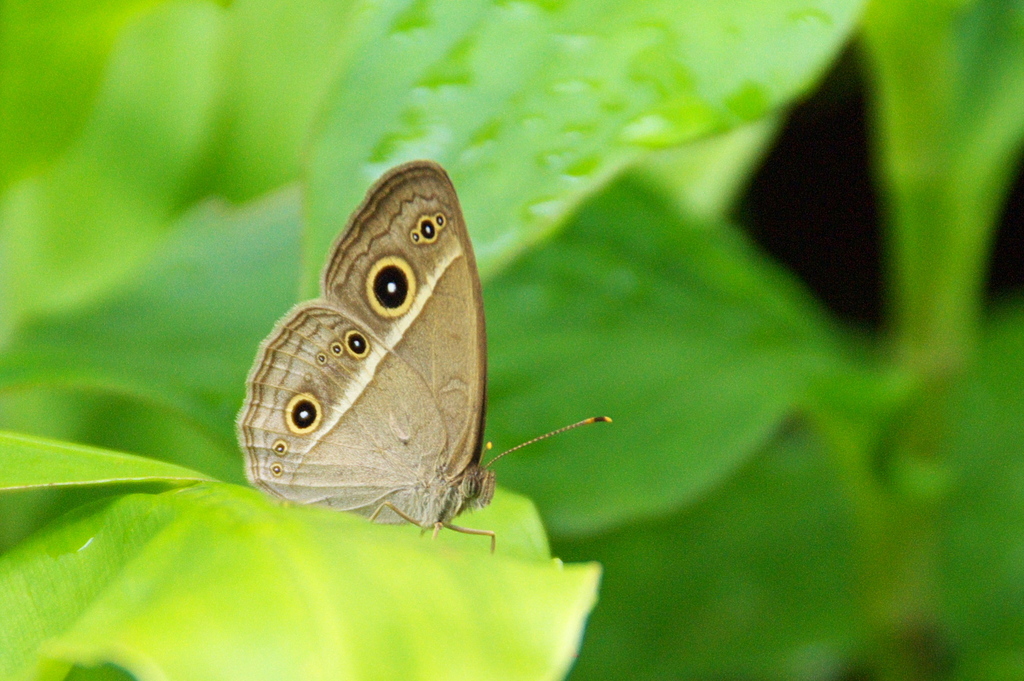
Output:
[
  {"xmin": 306, "ymin": 0, "xmax": 863, "ymax": 288},
  {"xmin": 0, "ymin": 431, "xmax": 212, "ymax": 491},
  {"xmin": 0, "ymin": 3, "xmax": 228, "ymax": 332},
  {"xmin": 485, "ymin": 177, "xmax": 844, "ymax": 535},
  {"xmin": 564, "ymin": 430, "xmax": 861, "ymax": 679},
  {"xmin": 864, "ymin": 0, "xmax": 1024, "ymax": 373},
  {"xmin": 3, "ymin": 0, "xmax": 1024, "ymax": 679},
  {"xmin": 941, "ymin": 304, "xmax": 1024, "ymax": 677},
  {"xmin": 0, "ymin": 189, "xmax": 303, "ymax": 467},
  {"xmin": 0, "ymin": 479, "xmax": 590, "ymax": 681}
]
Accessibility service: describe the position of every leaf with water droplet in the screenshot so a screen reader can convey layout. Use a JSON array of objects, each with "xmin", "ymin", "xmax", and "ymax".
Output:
[{"xmin": 307, "ymin": 0, "xmax": 865, "ymax": 288}]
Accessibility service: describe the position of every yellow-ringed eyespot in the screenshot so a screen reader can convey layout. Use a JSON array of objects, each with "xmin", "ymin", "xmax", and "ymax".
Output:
[
  {"xmin": 409, "ymin": 212, "xmax": 446, "ymax": 245},
  {"xmin": 270, "ymin": 462, "xmax": 284, "ymax": 476},
  {"xmin": 344, "ymin": 330, "xmax": 370, "ymax": 358},
  {"xmin": 316, "ymin": 352, "xmax": 327, "ymax": 364},
  {"xmin": 330, "ymin": 341, "xmax": 344, "ymax": 356},
  {"xmin": 366, "ymin": 256, "xmax": 416, "ymax": 317},
  {"xmin": 285, "ymin": 393, "xmax": 322, "ymax": 434},
  {"xmin": 272, "ymin": 439, "xmax": 288, "ymax": 455}
]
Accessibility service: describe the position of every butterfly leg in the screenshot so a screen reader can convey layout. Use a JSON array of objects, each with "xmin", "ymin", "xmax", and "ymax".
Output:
[
  {"xmin": 369, "ymin": 501, "xmax": 421, "ymax": 526},
  {"xmin": 368, "ymin": 504, "xmax": 495, "ymax": 553},
  {"xmin": 443, "ymin": 523, "xmax": 496, "ymax": 554}
]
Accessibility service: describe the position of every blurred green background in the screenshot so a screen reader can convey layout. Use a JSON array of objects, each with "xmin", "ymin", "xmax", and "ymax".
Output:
[{"xmin": 3, "ymin": 0, "xmax": 1024, "ymax": 679}]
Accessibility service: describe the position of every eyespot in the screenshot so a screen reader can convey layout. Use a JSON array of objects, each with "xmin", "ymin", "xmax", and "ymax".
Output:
[
  {"xmin": 419, "ymin": 218, "xmax": 437, "ymax": 242},
  {"xmin": 366, "ymin": 256, "xmax": 416, "ymax": 317},
  {"xmin": 410, "ymin": 213, "xmax": 445, "ymax": 245},
  {"xmin": 272, "ymin": 439, "xmax": 288, "ymax": 455},
  {"xmin": 344, "ymin": 330, "xmax": 370, "ymax": 358},
  {"xmin": 330, "ymin": 341, "xmax": 344, "ymax": 356},
  {"xmin": 285, "ymin": 392, "xmax": 322, "ymax": 434},
  {"xmin": 270, "ymin": 462, "xmax": 284, "ymax": 476},
  {"xmin": 316, "ymin": 352, "xmax": 327, "ymax": 364}
]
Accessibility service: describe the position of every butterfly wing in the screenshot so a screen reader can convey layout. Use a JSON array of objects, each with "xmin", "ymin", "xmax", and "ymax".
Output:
[
  {"xmin": 238, "ymin": 303, "xmax": 448, "ymax": 516},
  {"xmin": 320, "ymin": 160, "xmax": 486, "ymax": 477}
]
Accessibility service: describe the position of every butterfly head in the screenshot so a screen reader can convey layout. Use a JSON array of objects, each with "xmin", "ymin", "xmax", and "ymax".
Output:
[{"xmin": 459, "ymin": 466, "xmax": 495, "ymax": 511}]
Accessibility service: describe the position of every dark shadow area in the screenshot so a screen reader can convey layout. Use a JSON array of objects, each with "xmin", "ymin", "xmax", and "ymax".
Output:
[
  {"xmin": 741, "ymin": 47, "xmax": 1024, "ymax": 328},
  {"xmin": 988, "ymin": 162, "xmax": 1024, "ymax": 302},
  {"xmin": 741, "ymin": 49, "xmax": 882, "ymax": 328}
]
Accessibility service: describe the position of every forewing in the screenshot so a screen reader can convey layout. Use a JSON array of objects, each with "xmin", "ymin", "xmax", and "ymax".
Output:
[{"xmin": 320, "ymin": 160, "xmax": 486, "ymax": 475}]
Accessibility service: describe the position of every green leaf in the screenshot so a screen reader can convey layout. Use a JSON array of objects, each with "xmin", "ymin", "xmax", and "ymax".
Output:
[
  {"xmin": 0, "ymin": 482, "xmax": 598, "ymax": 681},
  {"xmin": 209, "ymin": 0, "xmax": 376, "ymax": 200},
  {"xmin": 637, "ymin": 117, "xmax": 781, "ymax": 220},
  {"xmin": 0, "ymin": 187, "xmax": 303, "ymax": 464},
  {"xmin": 307, "ymin": 0, "xmax": 864, "ymax": 292},
  {"xmin": 0, "ymin": 390, "xmax": 241, "ymax": 556},
  {"xmin": 0, "ymin": 430, "xmax": 211, "ymax": 491},
  {"xmin": 561, "ymin": 429, "xmax": 859, "ymax": 680},
  {"xmin": 484, "ymin": 176, "xmax": 847, "ymax": 536},
  {"xmin": 0, "ymin": 0, "xmax": 160, "ymax": 190},
  {"xmin": 941, "ymin": 302, "xmax": 1024, "ymax": 676},
  {"xmin": 0, "ymin": 2, "xmax": 227, "ymax": 335}
]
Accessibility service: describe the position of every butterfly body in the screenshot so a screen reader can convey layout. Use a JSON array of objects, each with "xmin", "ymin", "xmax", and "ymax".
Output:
[{"xmin": 238, "ymin": 161, "xmax": 495, "ymax": 530}]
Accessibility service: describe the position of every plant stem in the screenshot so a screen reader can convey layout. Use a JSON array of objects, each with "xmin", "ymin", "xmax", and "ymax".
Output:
[{"xmin": 859, "ymin": 1, "xmax": 1011, "ymax": 677}]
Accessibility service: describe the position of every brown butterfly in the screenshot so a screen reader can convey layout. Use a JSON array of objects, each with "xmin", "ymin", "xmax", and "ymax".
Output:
[
  {"xmin": 238, "ymin": 161, "xmax": 497, "ymax": 548},
  {"xmin": 238, "ymin": 160, "xmax": 608, "ymax": 551}
]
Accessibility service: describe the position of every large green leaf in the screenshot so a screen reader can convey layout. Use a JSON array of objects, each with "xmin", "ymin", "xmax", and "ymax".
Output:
[
  {"xmin": 306, "ymin": 0, "xmax": 865, "ymax": 291},
  {"xmin": 0, "ymin": 481, "xmax": 596, "ymax": 681},
  {"xmin": 562, "ymin": 429, "xmax": 860, "ymax": 680},
  {"xmin": 484, "ymin": 176, "xmax": 847, "ymax": 536},
  {"xmin": 940, "ymin": 302, "xmax": 1024, "ymax": 678},
  {"xmin": 0, "ymin": 427, "xmax": 216, "ymax": 556},
  {"xmin": 0, "ymin": 389, "xmax": 243, "ymax": 556},
  {"xmin": 0, "ymin": 187, "xmax": 302, "ymax": 463},
  {"xmin": 0, "ymin": 431, "xmax": 211, "ymax": 491}
]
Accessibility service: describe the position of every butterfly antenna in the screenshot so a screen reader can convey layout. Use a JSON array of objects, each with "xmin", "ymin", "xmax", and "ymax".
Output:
[{"xmin": 483, "ymin": 416, "xmax": 612, "ymax": 469}]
